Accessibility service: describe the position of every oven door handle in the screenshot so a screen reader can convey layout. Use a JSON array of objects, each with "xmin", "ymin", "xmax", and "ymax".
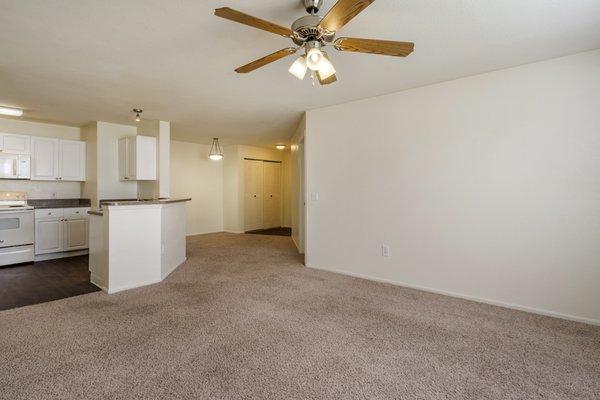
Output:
[{"xmin": 0, "ymin": 210, "xmax": 33, "ymax": 215}]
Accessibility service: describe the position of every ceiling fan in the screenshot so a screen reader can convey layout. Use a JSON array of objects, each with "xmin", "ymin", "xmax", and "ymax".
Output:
[{"xmin": 214, "ymin": 0, "xmax": 414, "ymax": 85}]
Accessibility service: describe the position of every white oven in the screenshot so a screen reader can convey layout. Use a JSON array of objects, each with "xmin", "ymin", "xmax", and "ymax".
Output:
[
  {"xmin": 0, "ymin": 209, "xmax": 34, "ymax": 266},
  {"xmin": 0, "ymin": 153, "xmax": 30, "ymax": 179},
  {"xmin": 0, "ymin": 197, "xmax": 35, "ymax": 266}
]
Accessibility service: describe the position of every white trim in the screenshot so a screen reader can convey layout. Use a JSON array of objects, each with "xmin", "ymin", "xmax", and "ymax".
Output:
[
  {"xmin": 107, "ymin": 278, "xmax": 162, "ymax": 294},
  {"xmin": 291, "ymin": 236, "xmax": 304, "ymax": 254},
  {"xmin": 161, "ymin": 257, "xmax": 186, "ymax": 279},
  {"xmin": 90, "ymin": 273, "xmax": 107, "ymax": 291},
  {"xmin": 186, "ymin": 230, "xmax": 223, "ymax": 237},
  {"xmin": 35, "ymin": 249, "xmax": 88, "ymax": 262},
  {"xmin": 307, "ymin": 264, "xmax": 600, "ymax": 326},
  {"xmin": 222, "ymin": 230, "xmax": 244, "ymax": 234}
]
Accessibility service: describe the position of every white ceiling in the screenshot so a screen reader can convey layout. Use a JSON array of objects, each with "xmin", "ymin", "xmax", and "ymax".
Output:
[{"xmin": 1, "ymin": 0, "xmax": 599, "ymax": 145}]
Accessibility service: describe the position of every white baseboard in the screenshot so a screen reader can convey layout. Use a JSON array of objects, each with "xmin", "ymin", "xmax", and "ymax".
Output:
[
  {"xmin": 223, "ymin": 230, "xmax": 244, "ymax": 234},
  {"xmin": 161, "ymin": 257, "xmax": 186, "ymax": 280},
  {"xmin": 107, "ymin": 278, "xmax": 162, "ymax": 294},
  {"xmin": 308, "ymin": 265, "xmax": 600, "ymax": 326},
  {"xmin": 291, "ymin": 236, "xmax": 304, "ymax": 254},
  {"xmin": 90, "ymin": 273, "xmax": 107, "ymax": 292},
  {"xmin": 35, "ymin": 249, "xmax": 89, "ymax": 262},
  {"xmin": 186, "ymin": 230, "xmax": 222, "ymax": 236}
]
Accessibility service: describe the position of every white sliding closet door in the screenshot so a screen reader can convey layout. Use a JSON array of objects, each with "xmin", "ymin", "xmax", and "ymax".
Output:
[
  {"xmin": 244, "ymin": 160, "xmax": 264, "ymax": 231},
  {"xmin": 262, "ymin": 162, "xmax": 281, "ymax": 229}
]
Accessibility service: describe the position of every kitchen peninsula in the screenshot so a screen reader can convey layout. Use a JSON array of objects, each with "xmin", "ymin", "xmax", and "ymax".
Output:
[{"xmin": 88, "ymin": 198, "xmax": 191, "ymax": 293}]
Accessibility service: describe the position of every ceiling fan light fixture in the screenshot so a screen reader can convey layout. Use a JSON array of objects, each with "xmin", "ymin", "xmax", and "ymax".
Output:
[
  {"xmin": 317, "ymin": 54, "xmax": 336, "ymax": 80},
  {"xmin": 306, "ymin": 42, "xmax": 324, "ymax": 71},
  {"xmin": 288, "ymin": 56, "xmax": 308, "ymax": 80},
  {"xmin": 209, "ymin": 138, "xmax": 224, "ymax": 161}
]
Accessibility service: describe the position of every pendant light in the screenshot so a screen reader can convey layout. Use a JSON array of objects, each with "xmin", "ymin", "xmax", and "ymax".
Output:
[
  {"xmin": 132, "ymin": 108, "xmax": 143, "ymax": 122},
  {"xmin": 209, "ymin": 138, "xmax": 224, "ymax": 160}
]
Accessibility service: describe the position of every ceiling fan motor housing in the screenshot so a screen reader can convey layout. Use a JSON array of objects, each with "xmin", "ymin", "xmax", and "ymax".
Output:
[
  {"xmin": 303, "ymin": 0, "xmax": 323, "ymax": 14},
  {"xmin": 291, "ymin": 14, "xmax": 335, "ymax": 46}
]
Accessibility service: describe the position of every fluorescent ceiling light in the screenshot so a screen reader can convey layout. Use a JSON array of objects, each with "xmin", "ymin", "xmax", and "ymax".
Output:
[
  {"xmin": 0, "ymin": 106, "xmax": 23, "ymax": 117},
  {"xmin": 289, "ymin": 56, "xmax": 308, "ymax": 80},
  {"xmin": 276, "ymin": 144, "xmax": 286, "ymax": 150}
]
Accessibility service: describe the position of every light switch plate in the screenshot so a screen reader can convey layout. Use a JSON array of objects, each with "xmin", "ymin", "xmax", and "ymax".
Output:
[
  {"xmin": 311, "ymin": 192, "xmax": 319, "ymax": 201},
  {"xmin": 382, "ymin": 245, "xmax": 390, "ymax": 257}
]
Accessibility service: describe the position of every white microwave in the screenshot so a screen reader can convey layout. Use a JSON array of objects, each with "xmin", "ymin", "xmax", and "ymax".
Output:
[{"xmin": 0, "ymin": 154, "xmax": 30, "ymax": 179}]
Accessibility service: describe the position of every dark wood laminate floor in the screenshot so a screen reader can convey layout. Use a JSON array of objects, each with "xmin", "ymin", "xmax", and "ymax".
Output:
[
  {"xmin": 246, "ymin": 227, "xmax": 292, "ymax": 236},
  {"xmin": 0, "ymin": 255, "xmax": 99, "ymax": 311}
]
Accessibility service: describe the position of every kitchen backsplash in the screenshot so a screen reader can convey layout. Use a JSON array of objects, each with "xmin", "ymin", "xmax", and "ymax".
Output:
[{"xmin": 0, "ymin": 180, "xmax": 81, "ymax": 199}]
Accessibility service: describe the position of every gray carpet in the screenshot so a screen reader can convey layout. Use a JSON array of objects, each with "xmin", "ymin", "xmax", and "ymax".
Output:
[{"xmin": 1, "ymin": 233, "xmax": 598, "ymax": 399}]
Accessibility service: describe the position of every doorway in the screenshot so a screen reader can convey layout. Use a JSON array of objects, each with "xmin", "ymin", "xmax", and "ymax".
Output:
[{"xmin": 244, "ymin": 158, "xmax": 283, "ymax": 233}]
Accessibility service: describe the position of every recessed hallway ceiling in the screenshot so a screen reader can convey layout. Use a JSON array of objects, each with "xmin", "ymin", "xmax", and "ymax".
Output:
[{"xmin": 1, "ymin": 0, "xmax": 599, "ymax": 145}]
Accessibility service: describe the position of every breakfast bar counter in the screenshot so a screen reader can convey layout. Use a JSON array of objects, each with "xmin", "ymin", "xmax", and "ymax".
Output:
[{"xmin": 88, "ymin": 198, "xmax": 191, "ymax": 293}]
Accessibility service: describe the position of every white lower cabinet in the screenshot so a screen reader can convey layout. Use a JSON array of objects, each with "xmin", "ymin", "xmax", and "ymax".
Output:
[
  {"xmin": 35, "ymin": 219, "xmax": 63, "ymax": 254},
  {"xmin": 35, "ymin": 208, "xmax": 89, "ymax": 256},
  {"xmin": 64, "ymin": 218, "xmax": 88, "ymax": 251}
]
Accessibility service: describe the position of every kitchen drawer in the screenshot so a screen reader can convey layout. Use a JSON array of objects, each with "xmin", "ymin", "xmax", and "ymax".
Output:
[
  {"xmin": 64, "ymin": 207, "xmax": 90, "ymax": 219},
  {"xmin": 35, "ymin": 208, "xmax": 64, "ymax": 220}
]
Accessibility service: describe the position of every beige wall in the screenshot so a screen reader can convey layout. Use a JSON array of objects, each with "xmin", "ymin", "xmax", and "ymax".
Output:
[
  {"xmin": 290, "ymin": 115, "xmax": 305, "ymax": 252},
  {"xmin": 222, "ymin": 145, "xmax": 240, "ymax": 232},
  {"xmin": 0, "ymin": 118, "xmax": 81, "ymax": 198},
  {"xmin": 282, "ymin": 149, "xmax": 292, "ymax": 227},
  {"xmin": 95, "ymin": 122, "xmax": 138, "ymax": 203},
  {"xmin": 137, "ymin": 120, "xmax": 170, "ymax": 199},
  {"xmin": 0, "ymin": 118, "xmax": 80, "ymax": 140},
  {"xmin": 81, "ymin": 122, "xmax": 98, "ymax": 204},
  {"xmin": 305, "ymin": 50, "xmax": 600, "ymax": 324},
  {"xmin": 170, "ymin": 141, "xmax": 223, "ymax": 235}
]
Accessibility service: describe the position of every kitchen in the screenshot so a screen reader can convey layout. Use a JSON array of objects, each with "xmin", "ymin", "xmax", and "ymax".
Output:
[{"xmin": 0, "ymin": 118, "xmax": 190, "ymax": 309}]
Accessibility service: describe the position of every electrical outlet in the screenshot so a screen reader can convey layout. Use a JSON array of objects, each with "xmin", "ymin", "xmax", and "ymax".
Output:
[
  {"xmin": 311, "ymin": 192, "xmax": 319, "ymax": 201},
  {"xmin": 381, "ymin": 244, "xmax": 390, "ymax": 257}
]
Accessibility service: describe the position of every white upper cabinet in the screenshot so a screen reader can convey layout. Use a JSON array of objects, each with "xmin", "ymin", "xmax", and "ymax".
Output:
[
  {"xmin": 59, "ymin": 139, "xmax": 86, "ymax": 181},
  {"xmin": 31, "ymin": 136, "xmax": 85, "ymax": 181},
  {"xmin": 119, "ymin": 136, "xmax": 156, "ymax": 181},
  {"xmin": 0, "ymin": 133, "xmax": 31, "ymax": 154},
  {"xmin": 31, "ymin": 137, "xmax": 60, "ymax": 180}
]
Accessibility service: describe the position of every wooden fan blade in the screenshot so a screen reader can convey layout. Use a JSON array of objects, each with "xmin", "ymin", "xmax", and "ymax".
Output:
[
  {"xmin": 334, "ymin": 37, "xmax": 414, "ymax": 57},
  {"xmin": 235, "ymin": 48, "xmax": 297, "ymax": 73},
  {"xmin": 319, "ymin": 0, "xmax": 374, "ymax": 33},
  {"xmin": 318, "ymin": 73, "xmax": 338, "ymax": 85},
  {"xmin": 215, "ymin": 7, "xmax": 293, "ymax": 37}
]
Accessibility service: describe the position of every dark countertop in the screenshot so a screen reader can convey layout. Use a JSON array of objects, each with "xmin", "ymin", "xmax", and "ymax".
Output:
[
  {"xmin": 89, "ymin": 198, "xmax": 191, "ymax": 215},
  {"xmin": 27, "ymin": 198, "xmax": 91, "ymax": 209},
  {"xmin": 100, "ymin": 198, "xmax": 191, "ymax": 206}
]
